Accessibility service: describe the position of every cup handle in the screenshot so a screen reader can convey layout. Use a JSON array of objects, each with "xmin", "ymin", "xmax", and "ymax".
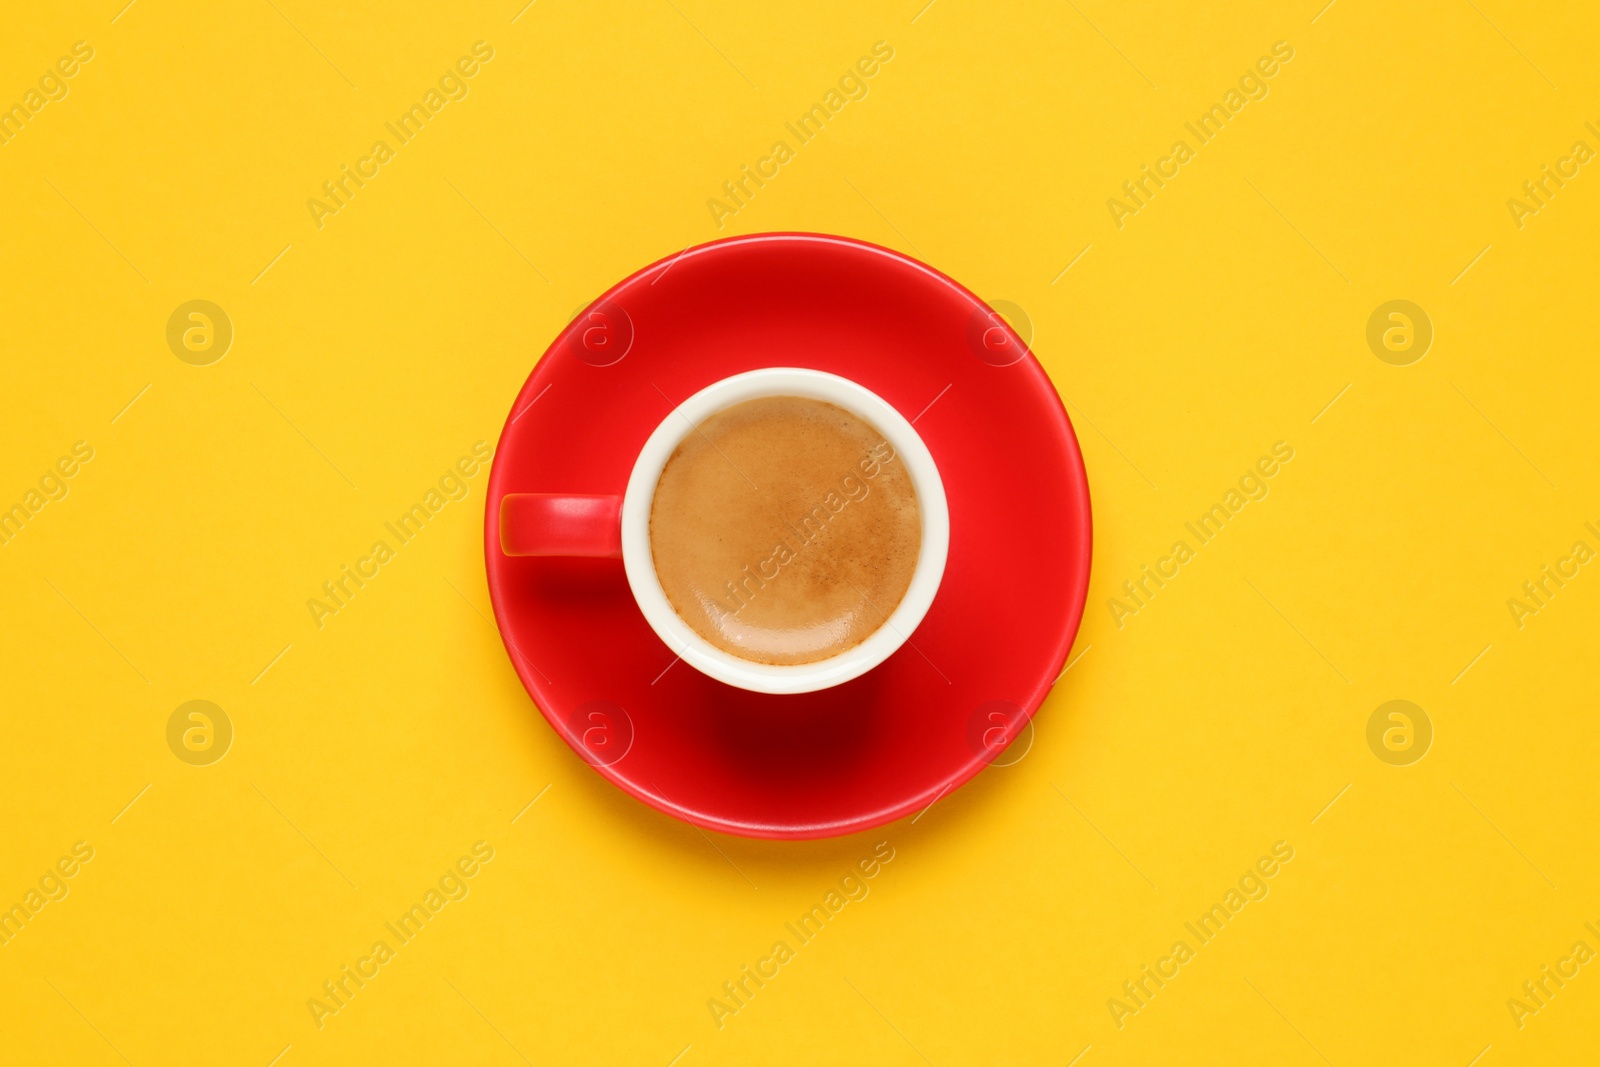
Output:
[{"xmin": 499, "ymin": 494, "xmax": 623, "ymax": 557}]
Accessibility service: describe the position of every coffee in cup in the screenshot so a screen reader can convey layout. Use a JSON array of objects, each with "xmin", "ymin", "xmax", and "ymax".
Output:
[{"xmin": 648, "ymin": 395, "xmax": 921, "ymax": 665}]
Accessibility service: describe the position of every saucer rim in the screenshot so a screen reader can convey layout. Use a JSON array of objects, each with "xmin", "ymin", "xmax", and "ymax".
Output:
[{"xmin": 484, "ymin": 231, "xmax": 1093, "ymax": 839}]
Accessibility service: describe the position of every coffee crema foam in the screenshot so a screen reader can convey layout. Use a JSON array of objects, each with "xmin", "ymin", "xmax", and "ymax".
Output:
[{"xmin": 649, "ymin": 395, "xmax": 921, "ymax": 666}]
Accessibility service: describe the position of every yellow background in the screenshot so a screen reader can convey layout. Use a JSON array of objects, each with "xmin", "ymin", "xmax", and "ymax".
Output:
[{"xmin": 2, "ymin": 0, "xmax": 1598, "ymax": 1063}]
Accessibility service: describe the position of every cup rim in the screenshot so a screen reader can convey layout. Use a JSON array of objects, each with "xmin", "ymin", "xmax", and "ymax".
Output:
[{"xmin": 620, "ymin": 367, "xmax": 950, "ymax": 694}]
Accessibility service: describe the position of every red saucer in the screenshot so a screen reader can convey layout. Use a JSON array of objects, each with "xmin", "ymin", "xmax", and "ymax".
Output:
[{"xmin": 484, "ymin": 233, "xmax": 1091, "ymax": 839}]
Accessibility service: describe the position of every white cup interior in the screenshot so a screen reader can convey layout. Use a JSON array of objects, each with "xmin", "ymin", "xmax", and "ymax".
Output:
[{"xmin": 620, "ymin": 368, "xmax": 949, "ymax": 695}]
